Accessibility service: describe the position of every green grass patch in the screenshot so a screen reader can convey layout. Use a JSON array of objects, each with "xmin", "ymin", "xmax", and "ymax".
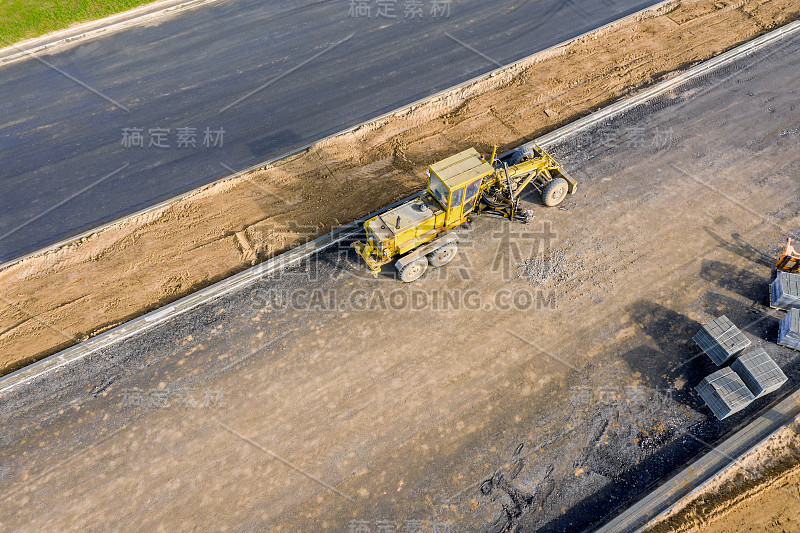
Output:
[{"xmin": 0, "ymin": 0, "xmax": 159, "ymax": 46}]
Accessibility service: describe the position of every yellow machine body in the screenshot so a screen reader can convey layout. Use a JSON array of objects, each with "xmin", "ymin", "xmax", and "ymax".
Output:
[{"xmin": 352, "ymin": 144, "xmax": 576, "ymax": 279}]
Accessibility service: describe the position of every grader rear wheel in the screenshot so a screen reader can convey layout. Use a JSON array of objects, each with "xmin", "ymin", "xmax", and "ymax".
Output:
[
  {"xmin": 428, "ymin": 242, "xmax": 458, "ymax": 267},
  {"xmin": 541, "ymin": 177, "xmax": 568, "ymax": 207},
  {"xmin": 398, "ymin": 257, "xmax": 428, "ymax": 282}
]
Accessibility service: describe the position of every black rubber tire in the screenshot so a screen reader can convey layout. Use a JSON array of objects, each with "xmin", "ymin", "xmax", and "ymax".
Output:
[
  {"xmin": 541, "ymin": 177, "xmax": 569, "ymax": 207},
  {"xmin": 428, "ymin": 242, "xmax": 458, "ymax": 267},
  {"xmin": 398, "ymin": 257, "xmax": 428, "ymax": 282},
  {"xmin": 507, "ymin": 147, "xmax": 535, "ymax": 166}
]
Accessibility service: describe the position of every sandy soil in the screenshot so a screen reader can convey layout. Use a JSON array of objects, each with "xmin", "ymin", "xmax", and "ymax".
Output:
[
  {"xmin": 1, "ymin": 0, "xmax": 797, "ymax": 375},
  {"xmin": 645, "ymin": 421, "xmax": 800, "ymax": 533}
]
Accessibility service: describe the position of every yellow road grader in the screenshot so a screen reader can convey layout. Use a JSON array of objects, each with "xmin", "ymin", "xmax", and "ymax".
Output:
[{"xmin": 352, "ymin": 144, "xmax": 577, "ymax": 282}]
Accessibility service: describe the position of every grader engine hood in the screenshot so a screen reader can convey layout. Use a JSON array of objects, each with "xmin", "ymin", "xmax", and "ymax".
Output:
[
  {"xmin": 370, "ymin": 198, "xmax": 437, "ymax": 238},
  {"xmin": 352, "ymin": 195, "xmax": 445, "ymax": 276},
  {"xmin": 369, "ymin": 196, "xmax": 444, "ymax": 254}
]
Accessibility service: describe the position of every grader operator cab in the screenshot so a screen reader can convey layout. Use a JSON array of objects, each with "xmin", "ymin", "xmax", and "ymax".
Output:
[{"xmin": 352, "ymin": 144, "xmax": 577, "ymax": 282}]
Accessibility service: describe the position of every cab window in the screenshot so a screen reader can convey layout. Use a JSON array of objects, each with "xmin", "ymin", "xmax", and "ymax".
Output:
[
  {"xmin": 451, "ymin": 187, "xmax": 463, "ymax": 207},
  {"xmin": 429, "ymin": 174, "xmax": 449, "ymax": 208},
  {"xmin": 465, "ymin": 179, "xmax": 481, "ymax": 201}
]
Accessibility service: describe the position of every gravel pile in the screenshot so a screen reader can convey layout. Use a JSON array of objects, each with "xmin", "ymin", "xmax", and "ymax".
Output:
[{"xmin": 517, "ymin": 250, "xmax": 581, "ymax": 285}]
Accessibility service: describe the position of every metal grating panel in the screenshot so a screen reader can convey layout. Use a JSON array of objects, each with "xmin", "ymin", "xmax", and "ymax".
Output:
[
  {"xmin": 693, "ymin": 315, "xmax": 751, "ymax": 365},
  {"xmin": 695, "ymin": 367, "xmax": 755, "ymax": 420},
  {"xmin": 778, "ymin": 307, "xmax": 800, "ymax": 351},
  {"xmin": 731, "ymin": 348, "xmax": 788, "ymax": 398},
  {"xmin": 770, "ymin": 271, "xmax": 800, "ymax": 310}
]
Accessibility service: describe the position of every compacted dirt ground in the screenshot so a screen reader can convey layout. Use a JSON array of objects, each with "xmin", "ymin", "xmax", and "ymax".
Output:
[{"xmin": 1, "ymin": 0, "xmax": 797, "ymax": 375}]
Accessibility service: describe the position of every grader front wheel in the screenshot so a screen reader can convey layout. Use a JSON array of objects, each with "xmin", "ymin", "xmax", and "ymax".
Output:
[
  {"xmin": 542, "ymin": 177, "xmax": 569, "ymax": 207},
  {"xmin": 398, "ymin": 257, "xmax": 428, "ymax": 282}
]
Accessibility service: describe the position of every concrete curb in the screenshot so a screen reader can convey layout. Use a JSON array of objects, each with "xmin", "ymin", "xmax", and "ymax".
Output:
[
  {"xmin": 0, "ymin": 0, "xmax": 677, "ymax": 272},
  {"xmin": 3, "ymin": 19, "xmax": 798, "ymax": 395},
  {"xmin": 0, "ymin": 0, "xmax": 222, "ymax": 65},
  {"xmin": 596, "ymin": 387, "xmax": 800, "ymax": 533},
  {"xmin": 539, "ymin": 19, "xmax": 800, "ymax": 149}
]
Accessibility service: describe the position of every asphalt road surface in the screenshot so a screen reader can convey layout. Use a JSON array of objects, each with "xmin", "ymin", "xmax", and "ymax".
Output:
[
  {"xmin": 1, "ymin": 25, "xmax": 799, "ymax": 532},
  {"xmin": 0, "ymin": 0, "xmax": 663, "ymax": 262}
]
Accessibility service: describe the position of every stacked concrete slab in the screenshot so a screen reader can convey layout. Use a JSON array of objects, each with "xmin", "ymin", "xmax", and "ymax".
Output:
[
  {"xmin": 693, "ymin": 315, "xmax": 751, "ymax": 365},
  {"xmin": 778, "ymin": 307, "xmax": 800, "ymax": 351},
  {"xmin": 731, "ymin": 348, "xmax": 788, "ymax": 398},
  {"xmin": 770, "ymin": 271, "xmax": 800, "ymax": 310},
  {"xmin": 695, "ymin": 367, "xmax": 756, "ymax": 420}
]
